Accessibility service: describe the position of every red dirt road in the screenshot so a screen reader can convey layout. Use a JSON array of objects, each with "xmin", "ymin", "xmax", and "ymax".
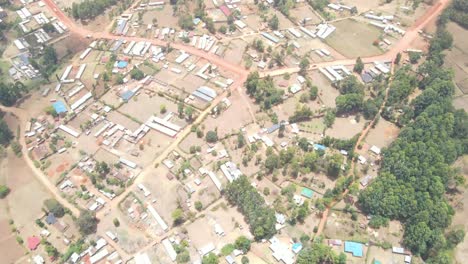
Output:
[{"xmin": 43, "ymin": 0, "xmax": 449, "ymax": 79}]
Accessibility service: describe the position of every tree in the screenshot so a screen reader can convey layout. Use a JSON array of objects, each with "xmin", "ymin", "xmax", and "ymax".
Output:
[
  {"xmin": 185, "ymin": 106, "xmax": 194, "ymax": 121},
  {"xmin": 178, "ymin": 14, "xmax": 194, "ymax": 30},
  {"xmin": 225, "ymin": 176, "xmax": 276, "ymax": 240},
  {"xmin": 309, "ymin": 85, "xmax": 318, "ymax": 100},
  {"xmin": 278, "ymin": 123, "xmax": 285, "ymax": 137},
  {"xmin": 205, "ymin": 131, "xmax": 218, "ymax": 143},
  {"xmin": 44, "ymin": 199, "xmax": 65, "ymax": 217},
  {"xmin": 113, "ymin": 218, "xmax": 120, "ymax": 227},
  {"xmin": 326, "ymin": 154, "xmax": 343, "ymax": 178},
  {"xmin": 289, "ymin": 105, "xmax": 313, "ymax": 123},
  {"xmin": 0, "ymin": 185, "xmax": 10, "ymax": 198},
  {"xmin": 172, "ymin": 208, "xmax": 184, "ymax": 225},
  {"xmin": 241, "ymin": 256, "xmax": 249, "ymax": 264},
  {"xmin": 178, "ymin": 101, "xmax": 184, "ymax": 118},
  {"xmin": 0, "ymin": 82, "xmax": 27, "ymax": 107},
  {"xmin": 205, "ymin": 18, "xmax": 216, "ymax": 34},
  {"xmin": 268, "ymin": 14, "xmax": 279, "ymax": 30},
  {"xmin": 299, "ymin": 57, "xmax": 310, "ymax": 76},
  {"xmin": 409, "ymin": 51, "xmax": 422, "ymax": 64},
  {"xmin": 395, "ymin": 52, "xmax": 402, "ymax": 64},
  {"xmin": 95, "ymin": 161, "xmax": 110, "ymax": 178},
  {"xmin": 265, "ymin": 154, "xmax": 279, "ymax": 173},
  {"xmin": 324, "ymin": 108, "xmax": 336, "ymax": 128},
  {"xmin": 202, "ymin": 253, "xmax": 219, "ymax": 264},
  {"xmin": 130, "ymin": 67, "xmax": 144, "ymax": 80},
  {"xmin": 0, "ymin": 118, "xmax": 13, "ymax": 146},
  {"xmin": 297, "ymin": 242, "xmax": 346, "ymax": 264},
  {"xmin": 76, "ymin": 210, "xmax": 98, "ymax": 235},
  {"xmin": 235, "ymin": 236, "xmax": 252, "ymax": 252},
  {"xmin": 160, "ymin": 104, "xmax": 167, "ymax": 114},
  {"xmin": 218, "ymin": 25, "xmax": 227, "ymax": 34},
  {"xmin": 237, "ymin": 132, "xmax": 245, "ymax": 148},
  {"xmin": 353, "ymin": 57, "xmax": 364, "ymax": 73}
]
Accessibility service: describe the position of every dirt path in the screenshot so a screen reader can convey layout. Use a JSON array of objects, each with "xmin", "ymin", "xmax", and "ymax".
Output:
[{"xmin": 0, "ymin": 105, "xmax": 80, "ymax": 217}]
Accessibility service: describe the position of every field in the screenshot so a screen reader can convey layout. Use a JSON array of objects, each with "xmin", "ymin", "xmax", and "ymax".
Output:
[
  {"xmin": 326, "ymin": 19, "xmax": 383, "ymax": 58},
  {"xmin": 364, "ymin": 118, "xmax": 400, "ymax": 149},
  {"xmin": 326, "ymin": 117, "xmax": 365, "ymax": 140}
]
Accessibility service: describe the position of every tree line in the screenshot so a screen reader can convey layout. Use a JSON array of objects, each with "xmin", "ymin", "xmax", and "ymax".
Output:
[
  {"xmin": 71, "ymin": 0, "xmax": 121, "ymax": 20},
  {"xmin": 224, "ymin": 176, "xmax": 277, "ymax": 241},
  {"xmin": 358, "ymin": 21, "xmax": 468, "ymax": 263}
]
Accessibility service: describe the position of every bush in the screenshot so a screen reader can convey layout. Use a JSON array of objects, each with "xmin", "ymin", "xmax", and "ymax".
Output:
[
  {"xmin": 235, "ymin": 236, "xmax": 252, "ymax": 252},
  {"xmin": 113, "ymin": 218, "xmax": 120, "ymax": 227},
  {"xmin": 195, "ymin": 201, "xmax": 203, "ymax": 211},
  {"xmin": 0, "ymin": 185, "xmax": 10, "ymax": 198}
]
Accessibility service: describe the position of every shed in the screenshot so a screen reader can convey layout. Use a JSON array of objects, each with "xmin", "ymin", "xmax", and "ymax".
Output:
[
  {"xmin": 301, "ymin": 188, "xmax": 314, "ymax": 199},
  {"xmin": 344, "ymin": 241, "xmax": 364, "ymax": 257},
  {"xmin": 52, "ymin": 101, "xmax": 67, "ymax": 114},
  {"xmin": 313, "ymin": 144, "xmax": 326, "ymax": 151}
]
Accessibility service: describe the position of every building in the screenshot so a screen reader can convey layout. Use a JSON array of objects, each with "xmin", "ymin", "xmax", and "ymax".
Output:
[{"xmin": 344, "ymin": 241, "xmax": 364, "ymax": 257}]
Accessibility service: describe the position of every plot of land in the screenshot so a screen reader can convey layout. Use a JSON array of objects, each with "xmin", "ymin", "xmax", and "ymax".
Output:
[{"xmin": 326, "ymin": 19, "xmax": 383, "ymax": 58}]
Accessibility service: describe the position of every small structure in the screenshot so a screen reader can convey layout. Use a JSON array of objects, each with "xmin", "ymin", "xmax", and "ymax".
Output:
[
  {"xmin": 28, "ymin": 236, "xmax": 41, "ymax": 250},
  {"xmin": 53, "ymin": 101, "xmax": 67, "ymax": 114},
  {"xmin": 117, "ymin": 61, "xmax": 128, "ymax": 69},
  {"xmin": 45, "ymin": 213, "xmax": 57, "ymax": 225},
  {"xmin": 292, "ymin": 243, "xmax": 303, "ymax": 254},
  {"xmin": 344, "ymin": 241, "xmax": 364, "ymax": 257},
  {"xmin": 301, "ymin": 188, "xmax": 314, "ymax": 199}
]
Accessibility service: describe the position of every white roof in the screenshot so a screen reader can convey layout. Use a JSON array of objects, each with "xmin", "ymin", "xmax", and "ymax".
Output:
[{"xmin": 370, "ymin": 145, "xmax": 381, "ymax": 155}]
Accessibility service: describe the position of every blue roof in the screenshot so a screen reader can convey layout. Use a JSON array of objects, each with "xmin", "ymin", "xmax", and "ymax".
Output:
[
  {"xmin": 46, "ymin": 213, "xmax": 57, "ymax": 225},
  {"xmin": 53, "ymin": 101, "xmax": 67, "ymax": 114},
  {"xmin": 313, "ymin": 144, "xmax": 327, "ymax": 151},
  {"xmin": 344, "ymin": 241, "xmax": 364, "ymax": 257},
  {"xmin": 266, "ymin": 123, "xmax": 280, "ymax": 134},
  {"xmin": 117, "ymin": 61, "xmax": 128, "ymax": 69},
  {"xmin": 193, "ymin": 18, "xmax": 201, "ymax": 25},
  {"xmin": 121, "ymin": 90, "xmax": 134, "ymax": 101},
  {"xmin": 196, "ymin": 86, "xmax": 217, "ymax": 98}
]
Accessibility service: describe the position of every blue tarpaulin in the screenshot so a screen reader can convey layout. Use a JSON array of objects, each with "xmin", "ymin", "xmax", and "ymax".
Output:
[
  {"xmin": 52, "ymin": 101, "xmax": 67, "ymax": 114},
  {"xmin": 117, "ymin": 61, "xmax": 128, "ymax": 69}
]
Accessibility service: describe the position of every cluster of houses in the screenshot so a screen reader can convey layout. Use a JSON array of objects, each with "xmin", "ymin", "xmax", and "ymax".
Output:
[{"xmin": 10, "ymin": 3, "xmax": 68, "ymax": 80}]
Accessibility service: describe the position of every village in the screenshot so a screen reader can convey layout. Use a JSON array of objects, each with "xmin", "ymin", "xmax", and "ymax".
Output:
[{"xmin": 0, "ymin": 0, "xmax": 466, "ymax": 264}]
